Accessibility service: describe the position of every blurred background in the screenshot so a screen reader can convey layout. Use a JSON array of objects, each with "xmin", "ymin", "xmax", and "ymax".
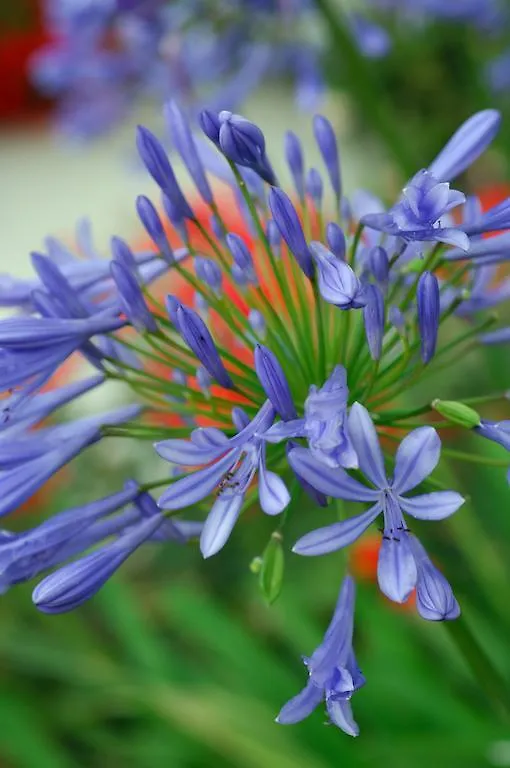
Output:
[{"xmin": 1, "ymin": 1, "xmax": 510, "ymax": 766}]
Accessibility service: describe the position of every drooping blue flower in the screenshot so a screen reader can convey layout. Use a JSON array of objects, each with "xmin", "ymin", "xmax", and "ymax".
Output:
[
  {"xmin": 408, "ymin": 536, "xmax": 460, "ymax": 621},
  {"xmin": 216, "ymin": 111, "xmax": 277, "ymax": 185},
  {"xmin": 268, "ymin": 189, "xmax": 314, "ymax": 279},
  {"xmin": 417, "ymin": 271, "xmax": 440, "ymax": 363},
  {"xmin": 276, "ymin": 575, "xmax": 364, "ymax": 736},
  {"xmin": 290, "ymin": 404, "xmax": 464, "ymax": 609},
  {"xmin": 254, "ymin": 344, "xmax": 297, "ymax": 422},
  {"xmin": 309, "ymin": 242, "xmax": 366, "ymax": 309},
  {"xmin": 264, "ymin": 366, "xmax": 357, "ymax": 469},
  {"xmin": 155, "ymin": 401, "xmax": 290, "ymax": 557}
]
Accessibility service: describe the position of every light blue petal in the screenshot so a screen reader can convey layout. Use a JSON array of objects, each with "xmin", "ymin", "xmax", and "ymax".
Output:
[
  {"xmin": 258, "ymin": 451, "xmax": 290, "ymax": 516},
  {"xmin": 347, "ymin": 403, "xmax": 387, "ymax": 488},
  {"xmin": 200, "ymin": 493, "xmax": 244, "ymax": 558},
  {"xmin": 325, "ymin": 696, "xmax": 359, "ymax": 737},
  {"xmin": 276, "ymin": 680, "xmax": 324, "ymax": 725},
  {"xmin": 377, "ymin": 535, "xmax": 417, "ymax": 603},
  {"xmin": 293, "ymin": 504, "xmax": 381, "ymax": 556},
  {"xmin": 287, "ymin": 447, "xmax": 378, "ymax": 502},
  {"xmin": 158, "ymin": 449, "xmax": 241, "ymax": 510},
  {"xmin": 399, "ymin": 491, "xmax": 464, "ymax": 520},
  {"xmin": 154, "ymin": 438, "xmax": 227, "ymax": 465},
  {"xmin": 262, "ymin": 419, "xmax": 305, "ymax": 443},
  {"xmin": 392, "ymin": 427, "xmax": 441, "ymax": 494}
]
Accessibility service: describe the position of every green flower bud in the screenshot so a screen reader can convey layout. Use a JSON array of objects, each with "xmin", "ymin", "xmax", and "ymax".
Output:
[
  {"xmin": 259, "ymin": 532, "xmax": 284, "ymax": 604},
  {"xmin": 432, "ymin": 399, "xmax": 481, "ymax": 429}
]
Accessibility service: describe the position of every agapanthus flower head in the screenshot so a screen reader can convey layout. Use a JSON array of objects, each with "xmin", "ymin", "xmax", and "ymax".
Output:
[{"xmin": 1, "ymin": 102, "xmax": 509, "ymax": 737}]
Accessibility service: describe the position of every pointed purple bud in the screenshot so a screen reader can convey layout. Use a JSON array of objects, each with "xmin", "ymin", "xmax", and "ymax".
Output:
[
  {"xmin": 226, "ymin": 233, "xmax": 254, "ymax": 272},
  {"xmin": 165, "ymin": 294, "xmax": 180, "ymax": 325},
  {"xmin": 326, "ymin": 222, "xmax": 346, "ymax": 260},
  {"xmin": 363, "ymin": 284, "xmax": 385, "ymax": 360},
  {"xmin": 199, "ymin": 109, "xmax": 221, "ymax": 147},
  {"xmin": 194, "ymin": 291, "xmax": 209, "ymax": 314},
  {"xmin": 32, "ymin": 513, "xmax": 163, "ymax": 613},
  {"xmin": 248, "ymin": 309, "xmax": 266, "ymax": 339},
  {"xmin": 136, "ymin": 125, "xmax": 194, "ymax": 221},
  {"xmin": 268, "ymin": 188, "xmax": 314, "ymax": 279},
  {"xmin": 217, "ymin": 111, "xmax": 277, "ymax": 185},
  {"xmin": 306, "ymin": 168, "xmax": 323, "ymax": 209},
  {"xmin": 136, "ymin": 196, "xmax": 174, "ymax": 264},
  {"xmin": 254, "ymin": 344, "xmax": 297, "ymax": 421},
  {"xmin": 428, "ymin": 110, "xmax": 501, "ymax": 183},
  {"xmin": 313, "ymin": 114, "xmax": 341, "ymax": 200},
  {"xmin": 266, "ymin": 219, "xmax": 282, "ymax": 256},
  {"xmin": 31, "ymin": 252, "xmax": 87, "ymax": 318},
  {"xmin": 210, "ymin": 214, "xmax": 224, "ymax": 241},
  {"xmin": 194, "ymin": 256, "xmax": 222, "ymax": 295},
  {"xmin": 164, "ymin": 100, "xmax": 213, "ymax": 205},
  {"xmin": 367, "ymin": 246, "xmax": 389, "ymax": 284},
  {"xmin": 196, "ymin": 365, "xmax": 212, "ymax": 396},
  {"xmin": 110, "ymin": 261, "xmax": 158, "ymax": 333},
  {"xmin": 111, "ymin": 236, "xmax": 138, "ymax": 273},
  {"xmin": 176, "ymin": 304, "xmax": 233, "ymax": 389},
  {"xmin": 417, "ymin": 271, "xmax": 440, "ymax": 363},
  {"xmin": 284, "ymin": 130, "xmax": 305, "ymax": 201},
  {"xmin": 162, "ymin": 192, "xmax": 188, "ymax": 244}
]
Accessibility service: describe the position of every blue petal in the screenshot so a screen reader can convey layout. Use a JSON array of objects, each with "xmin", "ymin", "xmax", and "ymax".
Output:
[
  {"xmin": 325, "ymin": 697, "xmax": 359, "ymax": 737},
  {"xmin": 262, "ymin": 419, "xmax": 305, "ymax": 443},
  {"xmin": 276, "ymin": 680, "xmax": 324, "ymax": 725},
  {"xmin": 347, "ymin": 403, "xmax": 387, "ymax": 488},
  {"xmin": 287, "ymin": 447, "xmax": 378, "ymax": 502},
  {"xmin": 158, "ymin": 449, "xmax": 241, "ymax": 510},
  {"xmin": 258, "ymin": 450, "xmax": 290, "ymax": 516},
  {"xmin": 398, "ymin": 491, "xmax": 464, "ymax": 520},
  {"xmin": 392, "ymin": 427, "xmax": 441, "ymax": 494},
  {"xmin": 154, "ymin": 437, "xmax": 227, "ymax": 465},
  {"xmin": 428, "ymin": 110, "xmax": 501, "ymax": 182},
  {"xmin": 377, "ymin": 535, "xmax": 417, "ymax": 603},
  {"xmin": 200, "ymin": 493, "xmax": 244, "ymax": 558},
  {"xmin": 293, "ymin": 504, "xmax": 381, "ymax": 556}
]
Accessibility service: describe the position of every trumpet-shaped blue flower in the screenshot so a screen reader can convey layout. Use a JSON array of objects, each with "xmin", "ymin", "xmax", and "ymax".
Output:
[
  {"xmin": 277, "ymin": 575, "xmax": 364, "ymax": 736},
  {"xmin": 155, "ymin": 401, "xmax": 290, "ymax": 557},
  {"xmin": 264, "ymin": 366, "xmax": 357, "ymax": 469},
  {"xmin": 290, "ymin": 404, "xmax": 464, "ymax": 608}
]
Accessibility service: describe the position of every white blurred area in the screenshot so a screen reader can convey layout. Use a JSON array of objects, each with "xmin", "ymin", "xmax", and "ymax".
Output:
[{"xmin": 0, "ymin": 86, "xmax": 387, "ymax": 270}]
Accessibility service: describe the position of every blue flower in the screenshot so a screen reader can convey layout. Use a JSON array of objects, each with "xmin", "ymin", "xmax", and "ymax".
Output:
[
  {"xmin": 276, "ymin": 575, "xmax": 364, "ymax": 736},
  {"xmin": 474, "ymin": 420, "xmax": 510, "ymax": 451},
  {"xmin": 362, "ymin": 170, "xmax": 469, "ymax": 249},
  {"xmin": 264, "ymin": 366, "xmax": 358, "ymax": 469},
  {"xmin": 155, "ymin": 402, "xmax": 290, "ymax": 557},
  {"xmin": 290, "ymin": 404, "xmax": 464, "ymax": 610}
]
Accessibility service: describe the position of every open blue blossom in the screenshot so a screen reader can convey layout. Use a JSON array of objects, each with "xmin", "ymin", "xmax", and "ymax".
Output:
[
  {"xmin": 155, "ymin": 402, "xmax": 290, "ymax": 557},
  {"xmin": 264, "ymin": 366, "xmax": 358, "ymax": 469},
  {"xmin": 290, "ymin": 404, "xmax": 464, "ymax": 610},
  {"xmin": 277, "ymin": 575, "xmax": 364, "ymax": 736}
]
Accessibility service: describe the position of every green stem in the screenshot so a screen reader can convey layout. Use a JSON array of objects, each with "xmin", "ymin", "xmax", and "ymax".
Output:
[{"xmin": 444, "ymin": 619, "xmax": 510, "ymax": 721}]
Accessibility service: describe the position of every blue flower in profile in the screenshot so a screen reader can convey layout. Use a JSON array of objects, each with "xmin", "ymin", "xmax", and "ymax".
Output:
[
  {"xmin": 264, "ymin": 366, "xmax": 358, "ymax": 469},
  {"xmin": 276, "ymin": 575, "xmax": 365, "ymax": 736},
  {"xmin": 309, "ymin": 242, "xmax": 367, "ymax": 309},
  {"xmin": 155, "ymin": 402, "xmax": 290, "ymax": 558},
  {"xmin": 290, "ymin": 404, "xmax": 464, "ymax": 613},
  {"xmin": 474, "ymin": 420, "xmax": 510, "ymax": 451}
]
